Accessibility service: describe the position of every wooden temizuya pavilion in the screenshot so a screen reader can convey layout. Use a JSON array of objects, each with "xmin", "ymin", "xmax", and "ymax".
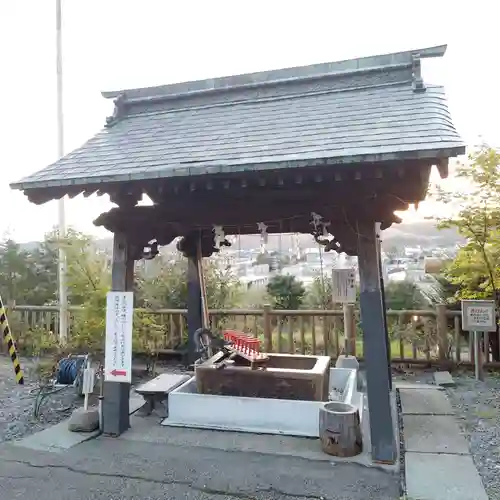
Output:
[{"xmin": 11, "ymin": 45, "xmax": 464, "ymax": 463}]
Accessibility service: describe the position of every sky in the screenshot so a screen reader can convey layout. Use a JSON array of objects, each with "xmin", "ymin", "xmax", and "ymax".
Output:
[{"xmin": 0, "ymin": 0, "xmax": 497, "ymax": 243}]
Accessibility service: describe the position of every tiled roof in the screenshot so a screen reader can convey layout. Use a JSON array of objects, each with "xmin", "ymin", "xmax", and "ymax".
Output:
[{"xmin": 11, "ymin": 45, "xmax": 465, "ymax": 192}]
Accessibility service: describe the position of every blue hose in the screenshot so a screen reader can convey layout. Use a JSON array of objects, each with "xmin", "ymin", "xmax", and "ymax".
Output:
[
  {"xmin": 56, "ymin": 358, "xmax": 84, "ymax": 385},
  {"xmin": 33, "ymin": 356, "xmax": 87, "ymax": 419}
]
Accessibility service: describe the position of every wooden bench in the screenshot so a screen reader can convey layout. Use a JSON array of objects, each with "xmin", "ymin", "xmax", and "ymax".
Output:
[{"xmin": 134, "ymin": 373, "xmax": 191, "ymax": 416}]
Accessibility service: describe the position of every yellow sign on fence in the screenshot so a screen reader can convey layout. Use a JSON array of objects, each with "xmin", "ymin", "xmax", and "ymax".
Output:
[{"xmin": 0, "ymin": 297, "xmax": 24, "ymax": 384}]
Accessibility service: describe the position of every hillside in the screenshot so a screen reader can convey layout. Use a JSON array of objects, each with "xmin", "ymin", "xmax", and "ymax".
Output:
[
  {"xmin": 382, "ymin": 221, "xmax": 464, "ymax": 247},
  {"xmin": 224, "ymin": 220, "xmax": 464, "ymax": 250}
]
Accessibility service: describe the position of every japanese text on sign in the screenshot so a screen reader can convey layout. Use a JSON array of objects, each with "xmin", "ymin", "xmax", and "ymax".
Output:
[
  {"xmin": 461, "ymin": 300, "xmax": 497, "ymax": 333},
  {"xmin": 332, "ymin": 268, "xmax": 357, "ymax": 304},
  {"xmin": 469, "ymin": 308, "xmax": 491, "ymax": 325},
  {"xmin": 105, "ymin": 291, "xmax": 133, "ymax": 383}
]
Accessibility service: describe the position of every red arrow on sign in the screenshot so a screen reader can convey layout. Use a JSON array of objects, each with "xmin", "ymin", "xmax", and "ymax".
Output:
[{"xmin": 110, "ymin": 369, "xmax": 127, "ymax": 377}]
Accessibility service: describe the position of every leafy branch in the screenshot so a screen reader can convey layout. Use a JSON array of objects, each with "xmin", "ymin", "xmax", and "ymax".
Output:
[{"xmin": 431, "ymin": 144, "xmax": 500, "ymax": 359}]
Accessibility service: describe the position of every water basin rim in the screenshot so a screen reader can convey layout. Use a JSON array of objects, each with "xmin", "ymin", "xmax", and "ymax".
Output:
[{"xmin": 322, "ymin": 401, "xmax": 357, "ymax": 413}]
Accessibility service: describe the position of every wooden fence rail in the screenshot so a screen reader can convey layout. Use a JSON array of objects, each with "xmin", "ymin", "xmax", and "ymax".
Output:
[{"xmin": 0, "ymin": 304, "xmax": 489, "ymax": 366}]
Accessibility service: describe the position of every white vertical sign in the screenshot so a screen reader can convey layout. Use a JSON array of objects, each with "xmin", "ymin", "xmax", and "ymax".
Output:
[
  {"xmin": 105, "ymin": 291, "xmax": 134, "ymax": 383},
  {"xmin": 332, "ymin": 269, "xmax": 357, "ymax": 304}
]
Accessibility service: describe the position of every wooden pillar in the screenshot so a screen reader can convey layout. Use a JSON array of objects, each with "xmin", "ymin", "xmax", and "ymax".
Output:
[
  {"xmin": 102, "ymin": 231, "xmax": 134, "ymax": 436},
  {"xmin": 376, "ymin": 226, "xmax": 392, "ymax": 391},
  {"xmin": 186, "ymin": 254, "xmax": 203, "ymax": 366},
  {"xmin": 357, "ymin": 220, "xmax": 396, "ymax": 464}
]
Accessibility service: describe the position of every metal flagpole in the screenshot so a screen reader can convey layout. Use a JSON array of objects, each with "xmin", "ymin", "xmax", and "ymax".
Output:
[{"xmin": 56, "ymin": 0, "xmax": 68, "ymax": 343}]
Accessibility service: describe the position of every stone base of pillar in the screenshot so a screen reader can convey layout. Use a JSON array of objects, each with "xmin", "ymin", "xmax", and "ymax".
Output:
[{"xmin": 102, "ymin": 381, "xmax": 130, "ymax": 436}]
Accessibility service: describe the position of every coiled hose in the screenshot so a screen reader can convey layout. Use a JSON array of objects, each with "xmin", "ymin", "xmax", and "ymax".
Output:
[
  {"xmin": 33, "ymin": 357, "xmax": 85, "ymax": 418},
  {"xmin": 56, "ymin": 357, "xmax": 84, "ymax": 385}
]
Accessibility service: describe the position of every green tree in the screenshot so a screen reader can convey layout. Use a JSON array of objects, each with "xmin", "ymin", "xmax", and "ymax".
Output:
[
  {"xmin": 57, "ymin": 231, "xmax": 164, "ymax": 361},
  {"xmin": 135, "ymin": 253, "xmax": 241, "ymax": 310},
  {"xmin": 0, "ymin": 230, "xmax": 243, "ymax": 357},
  {"xmin": 384, "ymin": 281, "xmax": 426, "ymax": 310},
  {"xmin": 28, "ymin": 235, "xmax": 59, "ymax": 305},
  {"xmin": 28, "ymin": 227, "xmax": 84, "ymax": 307},
  {"xmin": 53, "ymin": 230, "xmax": 112, "ymax": 351},
  {"xmin": 306, "ymin": 275, "xmax": 429, "ymax": 311},
  {"xmin": 0, "ymin": 238, "xmax": 33, "ymax": 303},
  {"xmin": 306, "ymin": 273, "xmax": 333, "ymax": 309},
  {"xmin": 62, "ymin": 230, "xmax": 111, "ymax": 306},
  {"xmin": 267, "ymin": 274, "xmax": 306, "ymax": 310},
  {"xmin": 444, "ymin": 235, "xmax": 500, "ymax": 301},
  {"xmin": 0, "ymin": 229, "xmax": 100, "ymax": 307},
  {"xmin": 0, "ymin": 236, "xmax": 58, "ymax": 306},
  {"xmin": 434, "ymin": 144, "xmax": 500, "ymax": 359}
]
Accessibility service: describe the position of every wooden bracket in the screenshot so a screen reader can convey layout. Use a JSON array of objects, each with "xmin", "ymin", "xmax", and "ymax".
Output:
[{"xmin": 109, "ymin": 188, "xmax": 142, "ymax": 208}]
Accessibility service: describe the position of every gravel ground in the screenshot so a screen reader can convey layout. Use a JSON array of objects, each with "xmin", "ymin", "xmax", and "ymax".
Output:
[
  {"xmin": 394, "ymin": 368, "xmax": 500, "ymax": 500},
  {"xmin": 0, "ymin": 355, "xmax": 190, "ymax": 444},
  {"xmin": 447, "ymin": 373, "xmax": 500, "ymax": 500},
  {"xmin": 0, "ymin": 356, "xmax": 82, "ymax": 442}
]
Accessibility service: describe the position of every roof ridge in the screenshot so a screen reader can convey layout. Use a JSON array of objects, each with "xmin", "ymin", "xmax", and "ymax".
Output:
[{"xmin": 102, "ymin": 45, "xmax": 447, "ymax": 103}]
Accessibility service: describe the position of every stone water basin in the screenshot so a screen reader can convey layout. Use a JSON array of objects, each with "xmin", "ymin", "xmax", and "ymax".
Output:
[
  {"xmin": 162, "ymin": 353, "xmax": 360, "ymax": 437},
  {"xmin": 195, "ymin": 352, "xmax": 331, "ymax": 401}
]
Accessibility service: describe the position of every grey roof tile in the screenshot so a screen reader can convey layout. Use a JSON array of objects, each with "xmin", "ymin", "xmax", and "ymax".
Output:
[{"xmin": 11, "ymin": 46, "xmax": 465, "ymax": 192}]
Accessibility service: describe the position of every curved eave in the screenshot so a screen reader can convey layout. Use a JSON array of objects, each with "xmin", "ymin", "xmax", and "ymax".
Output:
[{"xmin": 11, "ymin": 145, "xmax": 465, "ymax": 203}]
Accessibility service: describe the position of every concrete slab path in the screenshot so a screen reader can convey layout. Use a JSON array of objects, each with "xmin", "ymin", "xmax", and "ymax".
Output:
[
  {"xmin": 406, "ymin": 452, "xmax": 487, "ymax": 500},
  {"xmin": 400, "ymin": 387, "xmax": 454, "ymax": 415},
  {"xmin": 404, "ymin": 414, "xmax": 469, "ymax": 454},
  {"xmin": 400, "ymin": 387, "xmax": 487, "ymax": 500}
]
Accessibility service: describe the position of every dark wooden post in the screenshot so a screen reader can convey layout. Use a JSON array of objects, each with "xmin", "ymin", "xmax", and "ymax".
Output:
[
  {"xmin": 102, "ymin": 230, "xmax": 134, "ymax": 436},
  {"xmin": 177, "ymin": 231, "xmax": 205, "ymax": 367},
  {"xmin": 357, "ymin": 220, "xmax": 396, "ymax": 464},
  {"xmin": 376, "ymin": 226, "xmax": 392, "ymax": 391},
  {"xmin": 186, "ymin": 254, "xmax": 203, "ymax": 367}
]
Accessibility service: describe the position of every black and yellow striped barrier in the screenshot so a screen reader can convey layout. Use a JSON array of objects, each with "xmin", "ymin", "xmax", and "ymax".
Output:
[{"xmin": 0, "ymin": 298, "xmax": 24, "ymax": 384}]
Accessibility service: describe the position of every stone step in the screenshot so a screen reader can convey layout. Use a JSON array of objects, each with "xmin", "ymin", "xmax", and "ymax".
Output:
[
  {"xmin": 433, "ymin": 370, "xmax": 455, "ymax": 387},
  {"xmin": 403, "ymin": 415, "xmax": 469, "ymax": 454},
  {"xmin": 406, "ymin": 452, "xmax": 487, "ymax": 500},
  {"xmin": 399, "ymin": 388, "xmax": 454, "ymax": 415}
]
